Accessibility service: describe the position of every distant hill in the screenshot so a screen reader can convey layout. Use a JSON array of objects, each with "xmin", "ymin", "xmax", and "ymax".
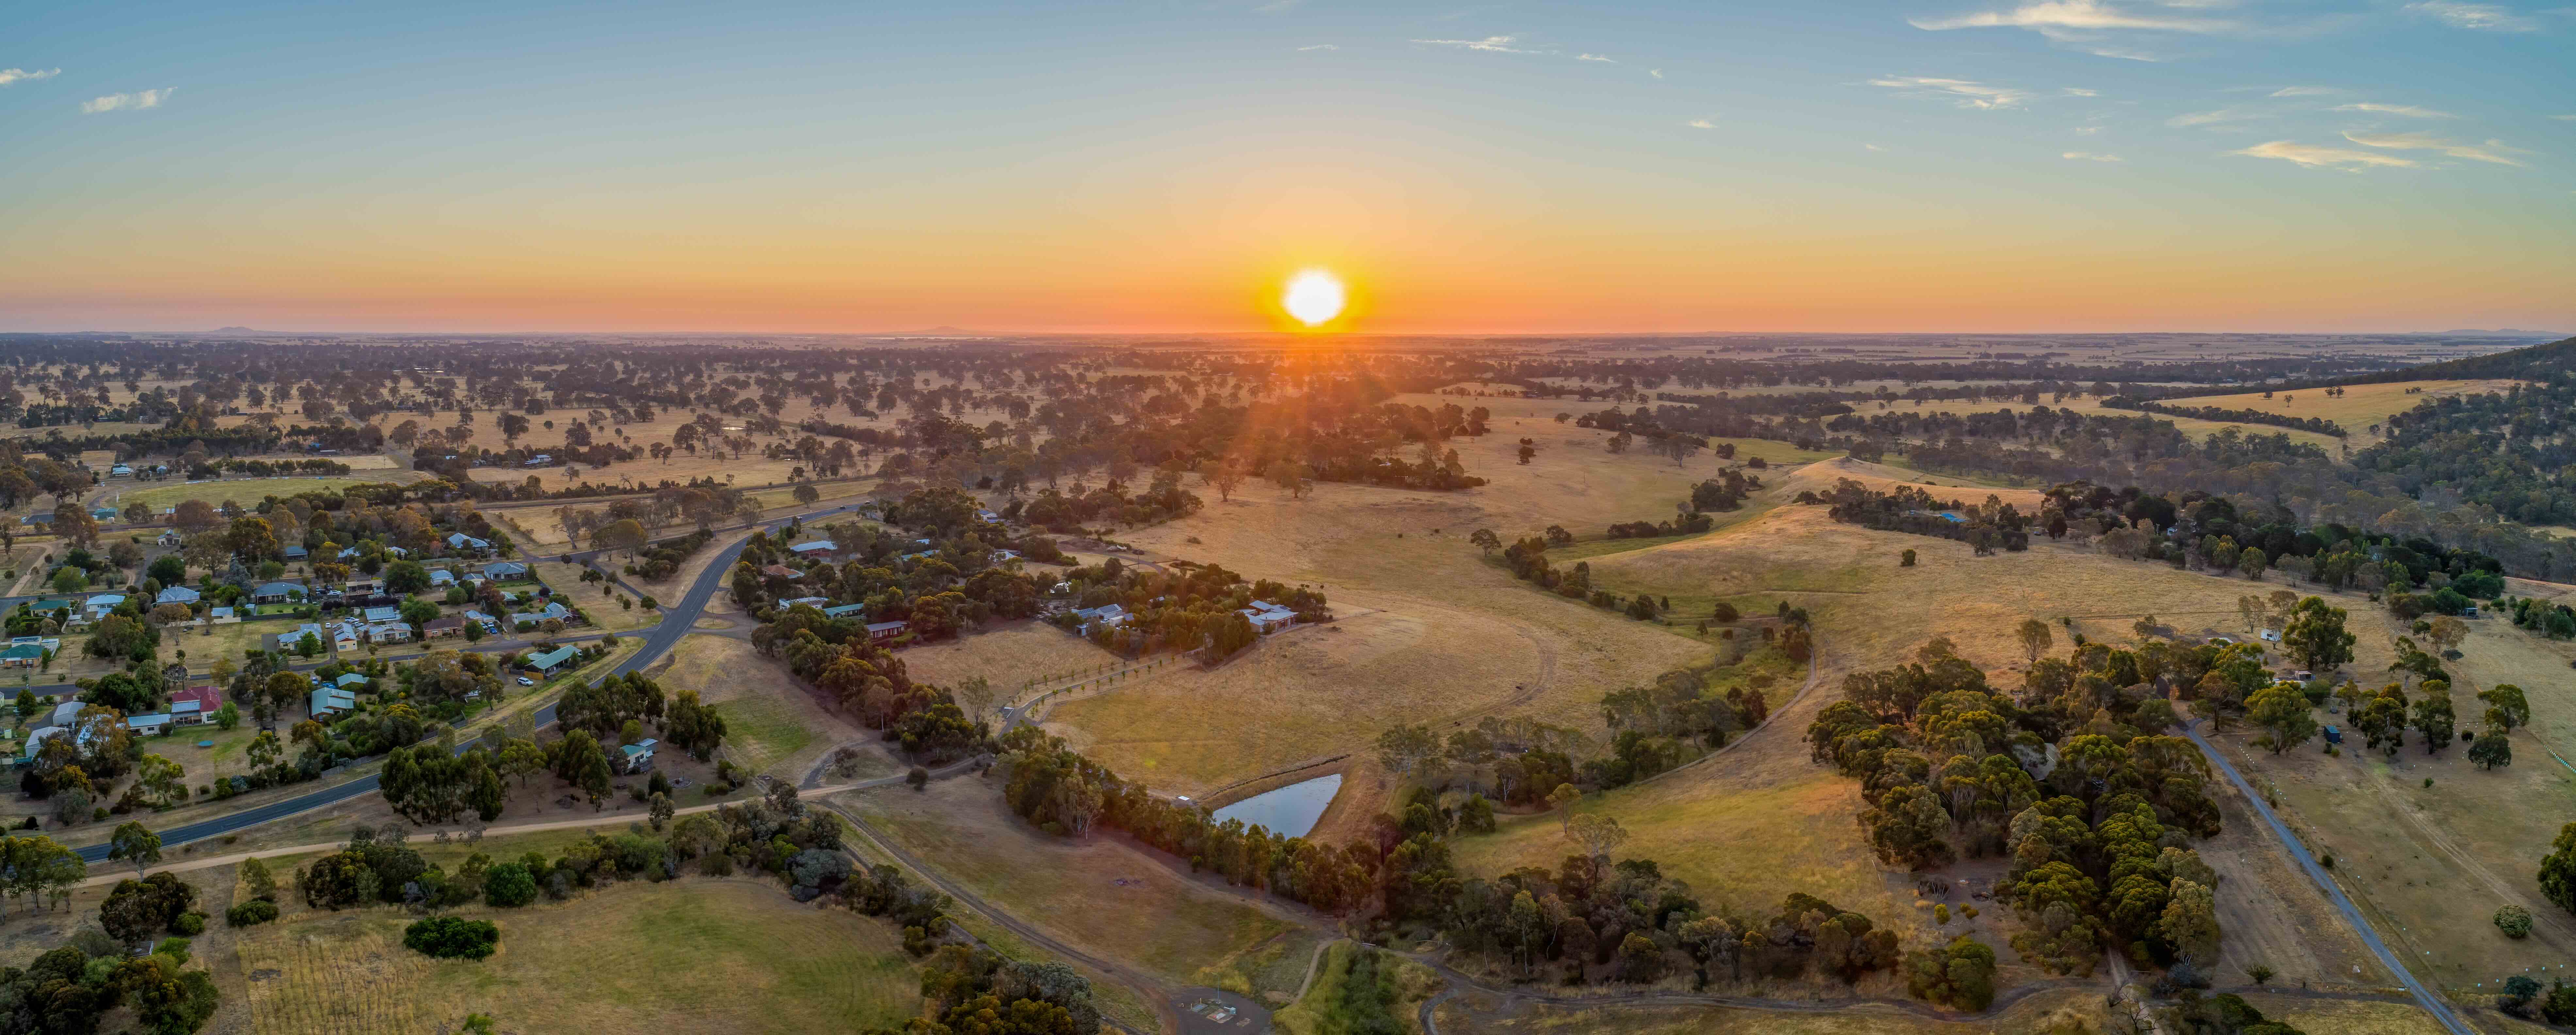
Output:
[
  {"xmin": 2324, "ymin": 333, "xmax": 2576, "ymax": 386},
  {"xmin": 211, "ymin": 326, "xmax": 259, "ymax": 334}
]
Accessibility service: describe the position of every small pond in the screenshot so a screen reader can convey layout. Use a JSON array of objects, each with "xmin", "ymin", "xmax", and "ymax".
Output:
[{"xmin": 1210, "ymin": 773, "xmax": 1343, "ymax": 838}]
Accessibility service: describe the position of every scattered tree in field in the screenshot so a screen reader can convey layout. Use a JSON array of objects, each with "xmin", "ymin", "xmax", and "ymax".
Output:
[
  {"xmin": 404, "ymin": 915, "xmax": 500, "ymax": 960},
  {"xmin": 2016, "ymin": 618, "xmax": 2052, "ymax": 665},
  {"xmin": 1469, "ymin": 528, "xmax": 1501, "ymax": 556},
  {"xmin": 1516, "ymin": 444, "xmax": 1536, "ymax": 464},
  {"xmin": 2540, "ymin": 823, "xmax": 2576, "ymax": 916},
  {"xmin": 2497, "ymin": 904, "xmax": 2534, "ymax": 939},
  {"xmin": 2480, "ymin": 684, "xmax": 2530, "ymax": 732},
  {"xmin": 2470, "ymin": 732, "xmax": 2513, "ymax": 770},
  {"xmin": 1374, "ymin": 724, "xmax": 1439, "ymax": 778},
  {"xmin": 1200, "ymin": 460, "xmax": 1246, "ymax": 503},
  {"xmin": 1903, "ymin": 935, "xmax": 1998, "ymax": 1010},
  {"xmin": 2411, "ymin": 696, "xmax": 2455, "ymax": 754},
  {"xmin": 1900, "ymin": 549, "xmax": 1916, "ymax": 567},
  {"xmin": 1566, "ymin": 812, "xmax": 1629, "ymax": 859},
  {"xmin": 2282, "ymin": 596, "xmax": 2355, "ymax": 673},
  {"xmin": 1547, "ymin": 783, "xmax": 1581, "ymax": 834},
  {"xmin": 2246, "ymin": 683, "xmax": 2317, "ymax": 754}
]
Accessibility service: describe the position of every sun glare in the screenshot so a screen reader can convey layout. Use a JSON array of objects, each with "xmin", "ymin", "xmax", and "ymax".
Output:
[{"xmin": 1281, "ymin": 269, "xmax": 1347, "ymax": 327}]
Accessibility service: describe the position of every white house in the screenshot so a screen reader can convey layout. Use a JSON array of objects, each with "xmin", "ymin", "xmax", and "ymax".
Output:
[
  {"xmin": 276, "ymin": 622, "xmax": 326, "ymax": 651},
  {"xmin": 1237, "ymin": 600, "xmax": 1297, "ymax": 634},
  {"xmin": 310, "ymin": 688, "xmax": 358, "ymax": 718},
  {"xmin": 619, "ymin": 738, "xmax": 659, "ymax": 774},
  {"xmin": 1072, "ymin": 604, "xmax": 1130, "ymax": 631},
  {"xmin": 154, "ymin": 585, "xmax": 201, "ymax": 606},
  {"xmin": 788, "ymin": 540, "xmax": 838, "ymax": 557},
  {"xmin": 448, "ymin": 532, "xmax": 492, "ymax": 552},
  {"xmin": 84, "ymin": 594, "xmax": 127, "ymax": 619},
  {"xmin": 124, "ymin": 713, "xmax": 173, "ymax": 737}
]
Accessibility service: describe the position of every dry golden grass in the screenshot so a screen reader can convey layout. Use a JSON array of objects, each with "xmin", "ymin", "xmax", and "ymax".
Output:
[
  {"xmin": 842, "ymin": 777, "xmax": 1316, "ymax": 994},
  {"xmin": 2159, "ymin": 379, "xmax": 2524, "ymax": 437},
  {"xmin": 107, "ymin": 475, "xmax": 424, "ymax": 513},
  {"xmin": 232, "ymin": 878, "xmax": 920, "ymax": 1035},
  {"xmin": 1040, "ymin": 393, "xmax": 1753, "ymax": 795},
  {"xmin": 2238, "ymin": 994, "xmax": 2456, "ymax": 1035},
  {"xmin": 529, "ymin": 560, "xmax": 660, "ymax": 633},
  {"xmin": 1851, "ymin": 394, "xmax": 2349, "ymax": 456},
  {"xmin": 658, "ymin": 634, "xmax": 864, "ymax": 779},
  {"xmin": 901, "ymin": 618, "xmax": 1123, "ymax": 698}
]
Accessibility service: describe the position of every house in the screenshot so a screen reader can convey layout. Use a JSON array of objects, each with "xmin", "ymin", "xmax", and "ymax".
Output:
[
  {"xmin": 761, "ymin": 564, "xmax": 801, "ymax": 580},
  {"xmin": 788, "ymin": 540, "xmax": 838, "ymax": 557},
  {"xmin": 85, "ymin": 594, "xmax": 128, "ymax": 619},
  {"xmin": 155, "ymin": 585, "xmax": 201, "ymax": 606},
  {"xmin": 480, "ymin": 562, "xmax": 529, "ymax": 582},
  {"xmin": 991, "ymin": 549, "xmax": 1020, "ymax": 563},
  {"xmin": 208, "ymin": 606, "xmax": 239, "ymax": 624},
  {"xmin": 821, "ymin": 603, "xmax": 867, "ymax": 619},
  {"xmin": 525, "ymin": 645, "xmax": 579, "ymax": 675},
  {"xmin": 1071, "ymin": 604, "xmax": 1130, "ymax": 630},
  {"xmin": 106, "ymin": 466, "xmax": 132, "ymax": 480},
  {"xmin": 2257, "ymin": 628, "xmax": 2282, "ymax": 642},
  {"xmin": 429, "ymin": 569, "xmax": 457, "ymax": 587},
  {"xmin": 424, "ymin": 616, "xmax": 468, "ymax": 639},
  {"xmin": 365, "ymin": 622, "xmax": 412, "ymax": 644},
  {"xmin": 17, "ymin": 513, "xmax": 52, "ymax": 527},
  {"xmin": 1238, "ymin": 600, "xmax": 1297, "ymax": 634},
  {"xmin": 90, "ymin": 506, "xmax": 119, "ymax": 521},
  {"xmin": 156, "ymin": 530, "xmax": 182, "ymax": 546},
  {"xmin": 619, "ymin": 738, "xmax": 659, "ymax": 774},
  {"xmin": 251, "ymin": 581, "xmax": 305, "ymax": 604},
  {"xmin": 512, "ymin": 602, "xmax": 574, "ymax": 630},
  {"xmin": 975, "ymin": 509, "xmax": 1002, "ymax": 524},
  {"xmin": 463, "ymin": 609, "xmax": 501, "ymax": 633},
  {"xmin": 275, "ymin": 622, "xmax": 326, "ymax": 651},
  {"xmin": 865, "ymin": 620, "xmax": 909, "ymax": 643},
  {"xmin": 335, "ymin": 673, "xmax": 370, "ymax": 690},
  {"xmin": 0, "ymin": 643, "xmax": 43, "ymax": 667},
  {"xmin": 169, "ymin": 686, "xmax": 222, "ymax": 725},
  {"xmin": 342, "ymin": 578, "xmax": 383, "ymax": 596},
  {"xmin": 124, "ymin": 713, "xmax": 173, "ymax": 737},
  {"xmin": 447, "ymin": 532, "xmax": 492, "ymax": 552},
  {"xmin": 362, "ymin": 605, "xmax": 402, "ymax": 623},
  {"xmin": 310, "ymin": 688, "xmax": 358, "ymax": 718},
  {"xmin": 780, "ymin": 596, "xmax": 830, "ymax": 609},
  {"xmin": 282, "ymin": 544, "xmax": 308, "ymax": 560},
  {"xmin": 48, "ymin": 701, "xmax": 85, "ymax": 728}
]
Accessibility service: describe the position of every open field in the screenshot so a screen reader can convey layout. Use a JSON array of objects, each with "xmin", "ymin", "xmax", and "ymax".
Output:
[
  {"xmin": 1851, "ymin": 393, "xmax": 2349, "ymax": 458},
  {"xmin": 657, "ymin": 633, "xmax": 865, "ymax": 779},
  {"xmin": 842, "ymin": 777, "xmax": 1322, "ymax": 996},
  {"xmin": 103, "ymin": 475, "xmax": 422, "ymax": 514},
  {"xmin": 1273, "ymin": 942, "xmax": 1443, "ymax": 1034},
  {"xmin": 902, "ymin": 618, "xmax": 1123, "ymax": 699},
  {"xmin": 1045, "ymin": 390, "xmax": 1742, "ymax": 796},
  {"xmin": 232, "ymin": 878, "xmax": 919, "ymax": 1035},
  {"xmin": 2159, "ymin": 378, "xmax": 2525, "ymax": 437},
  {"xmin": 530, "ymin": 559, "xmax": 660, "ymax": 632}
]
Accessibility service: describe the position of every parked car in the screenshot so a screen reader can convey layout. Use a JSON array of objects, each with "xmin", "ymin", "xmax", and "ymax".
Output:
[{"xmin": 517, "ymin": 676, "xmax": 535, "ymax": 686}]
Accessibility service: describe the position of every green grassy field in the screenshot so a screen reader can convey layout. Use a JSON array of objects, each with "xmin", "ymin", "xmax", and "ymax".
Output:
[
  {"xmin": 109, "ymin": 476, "xmax": 410, "ymax": 513},
  {"xmin": 1272, "ymin": 942, "xmax": 1443, "ymax": 1035}
]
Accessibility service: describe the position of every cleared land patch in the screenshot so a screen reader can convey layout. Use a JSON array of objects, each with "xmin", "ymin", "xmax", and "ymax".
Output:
[
  {"xmin": 659, "ymin": 633, "xmax": 861, "ymax": 779},
  {"xmin": 107, "ymin": 474, "xmax": 421, "ymax": 513},
  {"xmin": 232, "ymin": 878, "xmax": 918, "ymax": 1034},
  {"xmin": 2157, "ymin": 378, "xmax": 2524, "ymax": 437}
]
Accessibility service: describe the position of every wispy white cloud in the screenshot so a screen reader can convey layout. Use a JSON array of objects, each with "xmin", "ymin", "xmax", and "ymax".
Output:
[
  {"xmin": 2270, "ymin": 85, "xmax": 2339, "ymax": 97},
  {"xmin": 2343, "ymin": 130, "xmax": 2529, "ymax": 165},
  {"xmin": 2062, "ymin": 151, "xmax": 2125, "ymax": 161},
  {"xmin": 1411, "ymin": 35, "xmax": 1544, "ymax": 54},
  {"xmin": 1686, "ymin": 118, "xmax": 1717, "ymax": 129},
  {"xmin": 2232, "ymin": 140, "xmax": 2420, "ymax": 169},
  {"xmin": 2063, "ymin": 87, "xmax": 2099, "ymax": 97},
  {"xmin": 1870, "ymin": 75, "xmax": 2032, "ymax": 109},
  {"xmin": 80, "ymin": 88, "xmax": 172, "ymax": 114},
  {"xmin": 1649, "ymin": 68, "xmax": 1663, "ymax": 79},
  {"xmin": 1909, "ymin": 0, "xmax": 2238, "ymax": 34},
  {"xmin": 2554, "ymin": 114, "xmax": 2576, "ymax": 121},
  {"xmin": 0, "ymin": 67, "xmax": 61, "ymax": 87},
  {"xmin": 1576, "ymin": 52, "xmax": 1615, "ymax": 62},
  {"xmin": 1255, "ymin": 0, "xmax": 1303, "ymax": 11},
  {"xmin": 1295, "ymin": 43, "xmax": 1338, "ymax": 51},
  {"xmin": 2402, "ymin": 1, "xmax": 2539, "ymax": 30},
  {"xmin": 1865, "ymin": 143, "xmax": 1889, "ymax": 151},
  {"xmin": 2073, "ymin": 125, "xmax": 2105, "ymax": 135},
  {"xmin": 2168, "ymin": 106, "xmax": 2261, "ymax": 127},
  {"xmin": 2335, "ymin": 102, "xmax": 2455, "ymax": 119}
]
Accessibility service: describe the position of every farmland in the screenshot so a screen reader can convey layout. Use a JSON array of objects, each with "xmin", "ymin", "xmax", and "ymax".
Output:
[
  {"xmin": 103, "ymin": 474, "xmax": 423, "ymax": 514},
  {"xmin": 2156, "ymin": 378, "xmax": 2526, "ymax": 439}
]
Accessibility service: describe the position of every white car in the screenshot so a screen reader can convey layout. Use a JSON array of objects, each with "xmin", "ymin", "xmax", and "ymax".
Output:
[{"xmin": 517, "ymin": 676, "xmax": 535, "ymax": 686}]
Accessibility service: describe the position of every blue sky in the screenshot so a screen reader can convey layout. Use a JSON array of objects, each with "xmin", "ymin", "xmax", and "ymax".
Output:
[{"xmin": 2, "ymin": 1, "xmax": 2570, "ymax": 332}]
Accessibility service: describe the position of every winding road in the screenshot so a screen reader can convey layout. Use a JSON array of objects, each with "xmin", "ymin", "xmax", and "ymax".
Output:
[{"xmin": 70, "ymin": 501, "xmax": 874, "ymax": 863}]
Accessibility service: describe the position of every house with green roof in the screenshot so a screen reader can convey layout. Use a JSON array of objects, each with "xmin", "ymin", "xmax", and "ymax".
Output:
[{"xmin": 525, "ymin": 645, "xmax": 579, "ymax": 674}]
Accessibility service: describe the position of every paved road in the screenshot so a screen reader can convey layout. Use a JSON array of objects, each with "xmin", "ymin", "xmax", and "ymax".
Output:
[
  {"xmin": 72, "ymin": 502, "xmax": 872, "ymax": 863},
  {"xmin": 2178, "ymin": 719, "xmax": 2478, "ymax": 1035}
]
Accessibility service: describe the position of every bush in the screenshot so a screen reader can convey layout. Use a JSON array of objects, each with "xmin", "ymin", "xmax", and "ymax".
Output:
[
  {"xmin": 483, "ymin": 862, "xmax": 537, "ymax": 908},
  {"xmin": 225, "ymin": 899, "xmax": 279, "ymax": 927},
  {"xmin": 403, "ymin": 916, "xmax": 500, "ymax": 960},
  {"xmin": 171, "ymin": 911, "xmax": 206, "ymax": 936},
  {"xmin": 2497, "ymin": 904, "xmax": 2534, "ymax": 939}
]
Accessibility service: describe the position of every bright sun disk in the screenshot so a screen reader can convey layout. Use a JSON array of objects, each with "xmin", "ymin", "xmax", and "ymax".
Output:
[{"xmin": 1282, "ymin": 269, "xmax": 1346, "ymax": 326}]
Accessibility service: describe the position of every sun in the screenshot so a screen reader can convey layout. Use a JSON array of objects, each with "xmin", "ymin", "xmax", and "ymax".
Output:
[{"xmin": 1281, "ymin": 269, "xmax": 1347, "ymax": 327}]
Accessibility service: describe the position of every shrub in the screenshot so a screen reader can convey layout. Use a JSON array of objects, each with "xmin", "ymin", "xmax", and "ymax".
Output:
[
  {"xmin": 403, "ymin": 916, "xmax": 500, "ymax": 960},
  {"xmin": 171, "ymin": 911, "xmax": 206, "ymax": 936},
  {"xmin": 2497, "ymin": 904, "xmax": 2534, "ymax": 939},
  {"xmin": 483, "ymin": 862, "xmax": 537, "ymax": 908},
  {"xmin": 225, "ymin": 899, "xmax": 279, "ymax": 927}
]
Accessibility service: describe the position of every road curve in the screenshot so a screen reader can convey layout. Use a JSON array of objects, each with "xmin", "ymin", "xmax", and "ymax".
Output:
[
  {"xmin": 74, "ymin": 502, "xmax": 873, "ymax": 863},
  {"xmin": 2177, "ymin": 719, "xmax": 2477, "ymax": 1035}
]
